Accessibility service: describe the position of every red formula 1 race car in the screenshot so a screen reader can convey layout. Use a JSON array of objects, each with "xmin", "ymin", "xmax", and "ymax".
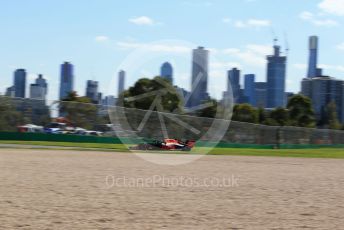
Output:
[{"xmin": 129, "ymin": 139, "xmax": 196, "ymax": 151}]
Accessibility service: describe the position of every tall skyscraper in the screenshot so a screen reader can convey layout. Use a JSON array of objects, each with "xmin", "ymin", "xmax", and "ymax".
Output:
[
  {"xmin": 118, "ymin": 70, "xmax": 125, "ymax": 97},
  {"xmin": 14, "ymin": 69, "xmax": 26, "ymax": 98},
  {"xmin": 160, "ymin": 62, "xmax": 173, "ymax": 84},
  {"xmin": 266, "ymin": 44, "xmax": 287, "ymax": 108},
  {"xmin": 36, "ymin": 74, "xmax": 48, "ymax": 95},
  {"xmin": 302, "ymin": 76, "xmax": 344, "ymax": 123},
  {"xmin": 59, "ymin": 62, "xmax": 74, "ymax": 100},
  {"xmin": 188, "ymin": 46, "xmax": 209, "ymax": 107},
  {"xmin": 307, "ymin": 36, "xmax": 318, "ymax": 78},
  {"xmin": 244, "ymin": 74, "xmax": 256, "ymax": 106},
  {"xmin": 227, "ymin": 68, "xmax": 241, "ymax": 103},
  {"xmin": 30, "ymin": 74, "xmax": 48, "ymax": 100},
  {"xmin": 86, "ymin": 80, "xmax": 99, "ymax": 103},
  {"xmin": 189, "ymin": 46, "xmax": 209, "ymax": 107}
]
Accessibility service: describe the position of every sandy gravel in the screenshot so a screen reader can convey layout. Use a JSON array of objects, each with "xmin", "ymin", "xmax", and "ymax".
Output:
[{"xmin": 1, "ymin": 149, "xmax": 344, "ymax": 229}]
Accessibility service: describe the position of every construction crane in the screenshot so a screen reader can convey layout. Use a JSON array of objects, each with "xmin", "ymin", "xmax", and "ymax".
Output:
[
  {"xmin": 284, "ymin": 31, "xmax": 290, "ymax": 58},
  {"xmin": 270, "ymin": 28, "xmax": 278, "ymax": 46}
]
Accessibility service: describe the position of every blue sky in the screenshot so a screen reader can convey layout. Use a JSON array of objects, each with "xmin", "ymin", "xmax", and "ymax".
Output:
[{"xmin": 1, "ymin": 0, "xmax": 344, "ymax": 101}]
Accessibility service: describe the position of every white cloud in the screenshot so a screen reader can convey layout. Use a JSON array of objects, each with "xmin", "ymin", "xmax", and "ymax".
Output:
[
  {"xmin": 226, "ymin": 18, "xmax": 271, "ymax": 28},
  {"xmin": 222, "ymin": 17, "xmax": 231, "ymax": 23},
  {"xmin": 178, "ymin": 72, "xmax": 190, "ymax": 81},
  {"xmin": 223, "ymin": 48, "xmax": 241, "ymax": 54},
  {"xmin": 208, "ymin": 76, "xmax": 226, "ymax": 94},
  {"xmin": 299, "ymin": 11, "xmax": 313, "ymax": 20},
  {"xmin": 294, "ymin": 63, "xmax": 344, "ymax": 73},
  {"xmin": 210, "ymin": 61, "xmax": 242, "ymax": 69},
  {"xmin": 116, "ymin": 41, "xmax": 191, "ymax": 53},
  {"xmin": 293, "ymin": 63, "xmax": 307, "ymax": 70},
  {"xmin": 337, "ymin": 42, "xmax": 344, "ymax": 51},
  {"xmin": 95, "ymin": 35, "xmax": 109, "ymax": 42},
  {"xmin": 28, "ymin": 73, "xmax": 38, "ymax": 81},
  {"xmin": 245, "ymin": 44, "xmax": 272, "ymax": 56},
  {"xmin": 247, "ymin": 19, "xmax": 271, "ymax": 27},
  {"xmin": 299, "ymin": 11, "xmax": 339, "ymax": 26},
  {"xmin": 319, "ymin": 64, "xmax": 344, "ymax": 72},
  {"xmin": 222, "ymin": 44, "xmax": 272, "ymax": 67},
  {"xmin": 234, "ymin": 20, "xmax": 246, "ymax": 28},
  {"xmin": 209, "ymin": 70, "xmax": 226, "ymax": 78},
  {"xmin": 318, "ymin": 0, "xmax": 344, "ymax": 16},
  {"xmin": 234, "ymin": 51, "xmax": 266, "ymax": 66},
  {"xmin": 207, "ymin": 48, "xmax": 219, "ymax": 54},
  {"xmin": 293, "ymin": 63, "xmax": 344, "ymax": 73},
  {"xmin": 129, "ymin": 16, "xmax": 158, "ymax": 26}
]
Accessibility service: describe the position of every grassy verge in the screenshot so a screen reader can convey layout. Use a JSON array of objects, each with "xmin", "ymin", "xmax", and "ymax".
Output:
[
  {"xmin": 0, "ymin": 140, "xmax": 128, "ymax": 151},
  {"xmin": 0, "ymin": 140, "xmax": 343, "ymax": 158},
  {"xmin": 206, "ymin": 147, "xmax": 344, "ymax": 159}
]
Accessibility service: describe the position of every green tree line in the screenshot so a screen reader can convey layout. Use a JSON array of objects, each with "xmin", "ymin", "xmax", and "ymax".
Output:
[{"xmin": 119, "ymin": 77, "xmax": 344, "ymax": 130}]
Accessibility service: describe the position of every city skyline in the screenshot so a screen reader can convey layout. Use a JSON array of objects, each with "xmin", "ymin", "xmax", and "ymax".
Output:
[
  {"xmin": 0, "ymin": 37, "xmax": 338, "ymax": 104},
  {"xmin": 3, "ymin": 37, "xmax": 344, "ymax": 132},
  {"xmin": 1, "ymin": 0, "xmax": 344, "ymax": 101}
]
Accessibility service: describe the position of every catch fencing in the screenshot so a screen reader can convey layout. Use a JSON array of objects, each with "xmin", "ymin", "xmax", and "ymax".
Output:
[{"xmin": 1, "ymin": 96, "xmax": 344, "ymax": 148}]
